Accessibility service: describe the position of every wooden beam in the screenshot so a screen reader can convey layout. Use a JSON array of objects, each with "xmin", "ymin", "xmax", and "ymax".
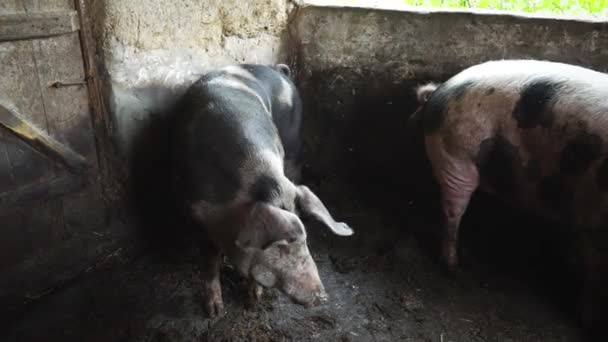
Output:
[
  {"xmin": 0, "ymin": 174, "xmax": 86, "ymax": 205},
  {"xmin": 0, "ymin": 11, "xmax": 79, "ymax": 42},
  {"xmin": 0, "ymin": 104, "xmax": 91, "ymax": 174}
]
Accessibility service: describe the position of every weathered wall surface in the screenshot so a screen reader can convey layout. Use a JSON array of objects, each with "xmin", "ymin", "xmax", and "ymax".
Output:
[
  {"xmin": 87, "ymin": 0, "xmax": 296, "ymax": 166},
  {"xmin": 290, "ymin": 3, "xmax": 608, "ymax": 207}
]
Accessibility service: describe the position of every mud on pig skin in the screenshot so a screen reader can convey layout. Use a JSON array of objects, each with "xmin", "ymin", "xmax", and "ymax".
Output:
[
  {"xmin": 171, "ymin": 63, "xmax": 354, "ymax": 317},
  {"xmin": 411, "ymin": 59, "xmax": 608, "ymax": 337}
]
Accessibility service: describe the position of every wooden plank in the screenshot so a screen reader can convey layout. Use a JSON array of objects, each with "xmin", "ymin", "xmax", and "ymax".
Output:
[
  {"xmin": 32, "ymin": 32, "xmax": 97, "ymax": 164},
  {"xmin": 0, "ymin": 11, "xmax": 79, "ymax": 42},
  {"xmin": 2, "ymin": 130, "xmax": 52, "ymax": 189},
  {"xmin": 0, "ymin": 1, "xmax": 25, "ymax": 14},
  {"xmin": 0, "ymin": 173, "xmax": 86, "ymax": 205},
  {"xmin": 0, "ymin": 208, "xmax": 29, "ymax": 270},
  {"xmin": 0, "ymin": 104, "xmax": 91, "ymax": 174},
  {"xmin": 0, "ymin": 40, "xmax": 49, "ymax": 134},
  {"xmin": 20, "ymin": 0, "xmax": 74, "ymax": 12},
  {"xmin": 0, "ymin": 40, "xmax": 54, "ymax": 190},
  {"xmin": 22, "ymin": 201, "xmax": 65, "ymax": 255},
  {"xmin": 1, "ymin": 0, "xmax": 73, "ymax": 14},
  {"xmin": 0, "ymin": 131, "xmax": 17, "ymax": 193}
]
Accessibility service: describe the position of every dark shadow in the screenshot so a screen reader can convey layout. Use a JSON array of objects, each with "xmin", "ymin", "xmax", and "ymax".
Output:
[{"xmin": 126, "ymin": 85, "xmax": 204, "ymax": 259}]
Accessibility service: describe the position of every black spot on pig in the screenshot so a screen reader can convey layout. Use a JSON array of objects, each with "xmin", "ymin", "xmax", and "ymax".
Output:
[
  {"xmin": 525, "ymin": 159, "xmax": 542, "ymax": 182},
  {"xmin": 513, "ymin": 78, "xmax": 562, "ymax": 129},
  {"xmin": 251, "ymin": 175, "xmax": 281, "ymax": 203},
  {"xmin": 422, "ymin": 80, "xmax": 474, "ymax": 134},
  {"xmin": 485, "ymin": 87, "xmax": 495, "ymax": 95},
  {"xmin": 475, "ymin": 136, "xmax": 523, "ymax": 196},
  {"xmin": 596, "ymin": 159, "xmax": 608, "ymax": 192},
  {"xmin": 539, "ymin": 174, "xmax": 572, "ymax": 211},
  {"xmin": 560, "ymin": 133, "xmax": 602, "ymax": 176}
]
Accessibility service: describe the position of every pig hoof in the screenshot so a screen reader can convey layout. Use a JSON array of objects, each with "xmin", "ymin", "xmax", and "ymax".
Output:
[
  {"xmin": 203, "ymin": 282, "xmax": 224, "ymax": 317},
  {"xmin": 441, "ymin": 240, "xmax": 459, "ymax": 271},
  {"xmin": 204, "ymin": 298, "xmax": 224, "ymax": 318},
  {"xmin": 247, "ymin": 282, "xmax": 264, "ymax": 307}
]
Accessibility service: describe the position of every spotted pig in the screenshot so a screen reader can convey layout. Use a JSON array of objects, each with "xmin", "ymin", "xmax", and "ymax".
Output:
[
  {"xmin": 172, "ymin": 63, "xmax": 354, "ymax": 317},
  {"xmin": 411, "ymin": 59, "xmax": 608, "ymax": 334}
]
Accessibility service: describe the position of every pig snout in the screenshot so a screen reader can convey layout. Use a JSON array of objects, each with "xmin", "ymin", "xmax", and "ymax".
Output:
[
  {"xmin": 283, "ymin": 259, "xmax": 328, "ymax": 307},
  {"xmin": 287, "ymin": 278, "xmax": 328, "ymax": 308},
  {"xmin": 303, "ymin": 289, "xmax": 328, "ymax": 308}
]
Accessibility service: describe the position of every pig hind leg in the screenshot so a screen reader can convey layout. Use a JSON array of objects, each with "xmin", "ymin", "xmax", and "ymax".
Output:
[{"xmin": 431, "ymin": 154, "xmax": 480, "ymax": 270}]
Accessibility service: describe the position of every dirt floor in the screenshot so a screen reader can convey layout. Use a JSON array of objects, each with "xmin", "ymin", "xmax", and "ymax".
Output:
[{"xmin": 2, "ymin": 178, "xmax": 584, "ymax": 342}]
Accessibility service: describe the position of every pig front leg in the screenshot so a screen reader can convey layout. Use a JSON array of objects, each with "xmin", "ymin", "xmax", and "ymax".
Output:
[
  {"xmin": 199, "ymin": 236, "xmax": 224, "ymax": 317},
  {"xmin": 247, "ymin": 281, "xmax": 264, "ymax": 307}
]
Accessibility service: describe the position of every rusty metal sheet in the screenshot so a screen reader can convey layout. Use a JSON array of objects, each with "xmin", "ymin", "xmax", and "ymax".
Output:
[{"xmin": 0, "ymin": 11, "xmax": 79, "ymax": 42}]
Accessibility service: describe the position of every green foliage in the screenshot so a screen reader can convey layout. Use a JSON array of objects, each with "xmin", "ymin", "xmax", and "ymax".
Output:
[
  {"xmin": 402, "ymin": 0, "xmax": 608, "ymax": 17},
  {"xmin": 334, "ymin": 0, "xmax": 608, "ymax": 17}
]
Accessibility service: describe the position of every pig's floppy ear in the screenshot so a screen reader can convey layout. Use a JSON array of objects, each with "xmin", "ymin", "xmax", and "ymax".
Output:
[
  {"xmin": 295, "ymin": 185, "xmax": 354, "ymax": 236},
  {"xmin": 235, "ymin": 203, "xmax": 306, "ymax": 250}
]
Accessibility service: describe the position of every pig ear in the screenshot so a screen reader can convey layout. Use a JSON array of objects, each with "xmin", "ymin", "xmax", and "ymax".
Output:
[
  {"xmin": 295, "ymin": 185, "xmax": 354, "ymax": 236},
  {"xmin": 251, "ymin": 263, "xmax": 278, "ymax": 288},
  {"xmin": 235, "ymin": 203, "xmax": 306, "ymax": 250},
  {"xmin": 275, "ymin": 64, "xmax": 291, "ymax": 78}
]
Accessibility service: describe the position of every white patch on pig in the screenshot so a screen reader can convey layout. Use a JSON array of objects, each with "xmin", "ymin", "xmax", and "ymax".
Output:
[
  {"xmin": 206, "ymin": 77, "xmax": 271, "ymax": 115},
  {"xmin": 221, "ymin": 65, "xmax": 274, "ymax": 116},
  {"xmin": 277, "ymin": 77, "xmax": 293, "ymax": 107},
  {"xmin": 223, "ymin": 65, "xmax": 258, "ymax": 82}
]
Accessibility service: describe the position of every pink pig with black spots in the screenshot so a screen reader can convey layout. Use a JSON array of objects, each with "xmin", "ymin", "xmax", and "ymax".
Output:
[{"xmin": 411, "ymin": 59, "xmax": 608, "ymax": 337}]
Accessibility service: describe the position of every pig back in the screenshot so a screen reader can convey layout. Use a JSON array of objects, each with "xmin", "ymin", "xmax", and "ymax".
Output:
[{"xmin": 172, "ymin": 72, "xmax": 284, "ymax": 207}]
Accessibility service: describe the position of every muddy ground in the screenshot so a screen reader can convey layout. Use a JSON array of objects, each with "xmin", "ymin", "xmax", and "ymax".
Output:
[{"xmin": 1, "ymin": 175, "xmax": 585, "ymax": 342}]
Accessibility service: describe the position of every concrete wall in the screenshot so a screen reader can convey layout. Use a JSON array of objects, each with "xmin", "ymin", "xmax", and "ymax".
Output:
[{"xmin": 290, "ymin": 2, "xmax": 608, "ymax": 207}]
